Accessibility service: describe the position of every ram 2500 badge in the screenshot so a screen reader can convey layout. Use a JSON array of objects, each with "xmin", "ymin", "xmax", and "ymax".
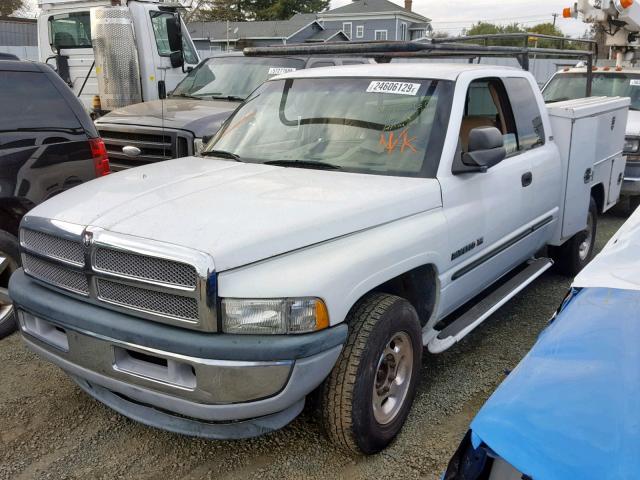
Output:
[{"xmin": 10, "ymin": 63, "xmax": 628, "ymax": 454}]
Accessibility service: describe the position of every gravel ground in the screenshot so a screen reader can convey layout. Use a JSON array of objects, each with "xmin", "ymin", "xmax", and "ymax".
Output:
[{"xmin": 0, "ymin": 209, "xmax": 628, "ymax": 480}]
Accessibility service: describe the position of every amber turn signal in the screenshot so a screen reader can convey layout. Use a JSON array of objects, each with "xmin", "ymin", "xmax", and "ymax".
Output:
[{"xmin": 620, "ymin": 0, "xmax": 634, "ymax": 9}]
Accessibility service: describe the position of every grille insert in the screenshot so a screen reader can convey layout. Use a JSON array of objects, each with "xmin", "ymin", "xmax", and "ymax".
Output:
[
  {"xmin": 21, "ymin": 229, "xmax": 84, "ymax": 265},
  {"xmin": 94, "ymin": 248, "xmax": 197, "ymax": 288},
  {"xmin": 97, "ymin": 279, "xmax": 199, "ymax": 321},
  {"xmin": 23, "ymin": 254, "xmax": 89, "ymax": 294}
]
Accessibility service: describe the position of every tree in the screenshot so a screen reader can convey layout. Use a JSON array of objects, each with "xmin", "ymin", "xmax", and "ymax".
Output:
[
  {"xmin": 0, "ymin": 0, "xmax": 25, "ymax": 16},
  {"xmin": 186, "ymin": 0, "xmax": 328, "ymax": 22},
  {"xmin": 255, "ymin": 0, "xmax": 329, "ymax": 21}
]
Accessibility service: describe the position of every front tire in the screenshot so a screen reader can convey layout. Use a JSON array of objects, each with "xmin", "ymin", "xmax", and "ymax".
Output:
[
  {"xmin": 0, "ymin": 230, "xmax": 20, "ymax": 339},
  {"xmin": 552, "ymin": 196, "xmax": 597, "ymax": 277},
  {"xmin": 320, "ymin": 293, "xmax": 422, "ymax": 455}
]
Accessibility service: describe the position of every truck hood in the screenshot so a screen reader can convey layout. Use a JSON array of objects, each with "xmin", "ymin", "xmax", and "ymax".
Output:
[
  {"xmin": 28, "ymin": 157, "xmax": 442, "ymax": 271},
  {"xmin": 95, "ymin": 98, "xmax": 239, "ymax": 138}
]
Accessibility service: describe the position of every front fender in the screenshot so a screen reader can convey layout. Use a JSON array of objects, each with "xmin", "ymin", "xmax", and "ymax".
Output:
[{"xmin": 217, "ymin": 208, "xmax": 448, "ymax": 326}]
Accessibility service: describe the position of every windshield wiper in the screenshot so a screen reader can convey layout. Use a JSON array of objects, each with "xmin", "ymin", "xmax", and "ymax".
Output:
[
  {"xmin": 211, "ymin": 95, "xmax": 246, "ymax": 101},
  {"xmin": 264, "ymin": 159, "xmax": 342, "ymax": 170},
  {"xmin": 201, "ymin": 149, "xmax": 242, "ymax": 161},
  {"xmin": 171, "ymin": 93, "xmax": 201, "ymax": 100}
]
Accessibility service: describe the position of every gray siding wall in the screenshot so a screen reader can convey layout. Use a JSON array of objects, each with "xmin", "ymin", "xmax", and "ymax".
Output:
[
  {"xmin": 321, "ymin": 18, "xmax": 403, "ymax": 41},
  {"xmin": 0, "ymin": 19, "xmax": 37, "ymax": 46}
]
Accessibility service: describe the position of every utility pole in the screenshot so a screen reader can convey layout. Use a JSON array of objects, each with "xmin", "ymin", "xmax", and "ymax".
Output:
[{"xmin": 552, "ymin": 12, "xmax": 559, "ymax": 27}]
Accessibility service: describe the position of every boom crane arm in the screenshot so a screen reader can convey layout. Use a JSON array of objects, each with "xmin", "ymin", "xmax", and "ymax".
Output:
[{"xmin": 565, "ymin": 0, "xmax": 640, "ymax": 63}]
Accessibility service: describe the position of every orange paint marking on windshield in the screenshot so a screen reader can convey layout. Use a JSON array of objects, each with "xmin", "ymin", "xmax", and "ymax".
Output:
[{"xmin": 379, "ymin": 130, "xmax": 417, "ymax": 154}]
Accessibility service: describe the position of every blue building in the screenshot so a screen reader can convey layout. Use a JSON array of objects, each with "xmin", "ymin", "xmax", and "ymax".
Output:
[{"xmin": 188, "ymin": 0, "xmax": 431, "ymax": 53}]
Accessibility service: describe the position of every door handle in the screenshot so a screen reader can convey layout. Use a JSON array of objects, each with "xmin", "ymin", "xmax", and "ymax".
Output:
[{"xmin": 521, "ymin": 172, "xmax": 533, "ymax": 187}]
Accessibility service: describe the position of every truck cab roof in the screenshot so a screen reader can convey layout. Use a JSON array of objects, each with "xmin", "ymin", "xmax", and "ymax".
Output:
[{"xmin": 277, "ymin": 62, "xmax": 523, "ymax": 81}]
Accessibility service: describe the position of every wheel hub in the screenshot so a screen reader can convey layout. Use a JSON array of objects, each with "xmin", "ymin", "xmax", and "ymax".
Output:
[
  {"xmin": 578, "ymin": 210, "xmax": 594, "ymax": 261},
  {"xmin": 372, "ymin": 331, "xmax": 413, "ymax": 425},
  {"xmin": 0, "ymin": 252, "xmax": 17, "ymax": 325}
]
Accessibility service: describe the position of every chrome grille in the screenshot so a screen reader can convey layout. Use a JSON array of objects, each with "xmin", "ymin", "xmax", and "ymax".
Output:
[
  {"xmin": 19, "ymin": 222, "xmax": 215, "ymax": 331},
  {"xmin": 97, "ymin": 279, "xmax": 199, "ymax": 321},
  {"xmin": 97, "ymin": 126, "xmax": 192, "ymax": 170},
  {"xmin": 23, "ymin": 254, "xmax": 89, "ymax": 295},
  {"xmin": 94, "ymin": 247, "xmax": 197, "ymax": 287},
  {"xmin": 21, "ymin": 229, "xmax": 84, "ymax": 266}
]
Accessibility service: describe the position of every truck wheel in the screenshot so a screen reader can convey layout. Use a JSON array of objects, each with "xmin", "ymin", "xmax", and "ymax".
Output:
[
  {"xmin": 0, "ymin": 231, "xmax": 20, "ymax": 339},
  {"xmin": 320, "ymin": 293, "xmax": 422, "ymax": 455},
  {"xmin": 552, "ymin": 197, "xmax": 597, "ymax": 277}
]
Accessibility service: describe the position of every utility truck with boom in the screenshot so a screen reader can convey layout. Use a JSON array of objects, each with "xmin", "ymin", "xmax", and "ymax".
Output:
[
  {"xmin": 38, "ymin": 0, "xmax": 199, "ymax": 112},
  {"xmin": 8, "ymin": 39, "xmax": 629, "ymax": 455},
  {"xmin": 553, "ymin": 0, "xmax": 640, "ymax": 208}
]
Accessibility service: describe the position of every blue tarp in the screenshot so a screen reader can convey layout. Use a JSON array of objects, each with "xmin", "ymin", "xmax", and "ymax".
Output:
[{"xmin": 470, "ymin": 287, "xmax": 640, "ymax": 480}]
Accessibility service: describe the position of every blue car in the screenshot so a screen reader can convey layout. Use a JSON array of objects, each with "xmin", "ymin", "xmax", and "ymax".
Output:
[{"xmin": 443, "ymin": 211, "xmax": 640, "ymax": 480}]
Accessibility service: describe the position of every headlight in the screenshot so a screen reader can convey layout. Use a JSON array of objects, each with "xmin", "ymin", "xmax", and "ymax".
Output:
[
  {"xmin": 624, "ymin": 137, "xmax": 640, "ymax": 153},
  {"xmin": 194, "ymin": 138, "xmax": 206, "ymax": 155},
  {"xmin": 221, "ymin": 298, "xmax": 329, "ymax": 334}
]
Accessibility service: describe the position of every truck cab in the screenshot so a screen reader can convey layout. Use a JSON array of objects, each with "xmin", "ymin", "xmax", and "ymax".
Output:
[
  {"xmin": 543, "ymin": 66, "xmax": 640, "ymax": 209},
  {"xmin": 37, "ymin": 0, "xmax": 200, "ymax": 110}
]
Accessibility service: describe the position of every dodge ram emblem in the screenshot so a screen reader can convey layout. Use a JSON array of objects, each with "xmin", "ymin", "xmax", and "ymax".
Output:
[{"xmin": 83, "ymin": 232, "xmax": 93, "ymax": 248}]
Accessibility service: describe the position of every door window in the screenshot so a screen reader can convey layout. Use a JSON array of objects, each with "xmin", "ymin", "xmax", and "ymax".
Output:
[
  {"xmin": 48, "ymin": 12, "xmax": 92, "ymax": 49},
  {"xmin": 461, "ymin": 78, "xmax": 518, "ymax": 155},
  {"xmin": 504, "ymin": 77, "xmax": 546, "ymax": 151},
  {"xmin": 150, "ymin": 11, "xmax": 198, "ymax": 64}
]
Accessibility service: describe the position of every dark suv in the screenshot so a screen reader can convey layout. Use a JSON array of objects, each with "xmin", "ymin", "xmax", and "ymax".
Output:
[{"xmin": 0, "ymin": 60, "xmax": 110, "ymax": 338}]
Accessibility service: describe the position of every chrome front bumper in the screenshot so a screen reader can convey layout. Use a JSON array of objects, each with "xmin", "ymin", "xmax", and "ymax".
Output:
[{"xmin": 622, "ymin": 176, "xmax": 640, "ymax": 195}]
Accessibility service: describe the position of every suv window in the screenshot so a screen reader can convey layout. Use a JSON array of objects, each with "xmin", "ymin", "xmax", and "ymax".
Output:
[
  {"xmin": 149, "ymin": 11, "xmax": 198, "ymax": 64},
  {"xmin": 0, "ymin": 71, "xmax": 81, "ymax": 131},
  {"xmin": 48, "ymin": 12, "xmax": 92, "ymax": 49},
  {"xmin": 505, "ymin": 77, "xmax": 545, "ymax": 151},
  {"xmin": 461, "ymin": 79, "xmax": 518, "ymax": 155}
]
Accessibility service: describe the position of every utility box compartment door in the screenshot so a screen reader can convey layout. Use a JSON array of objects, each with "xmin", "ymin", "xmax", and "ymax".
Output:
[
  {"xmin": 607, "ymin": 154, "xmax": 626, "ymax": 208},
  {"xmin": 547, "ymin": 96, "xmax": 629, "ymax": 241}
]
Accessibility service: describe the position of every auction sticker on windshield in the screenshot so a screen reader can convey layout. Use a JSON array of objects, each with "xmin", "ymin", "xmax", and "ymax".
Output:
[
  {"xmin": 366, "ymin": 81, "xmax": 420, "ymax": 96},
  {"xmin": 268, "ymin": 67, "xmax": 297, "ymax": 75},
  {"xmin": 631, "ymin": 79, "xmax": 640, "ymax": 87}
]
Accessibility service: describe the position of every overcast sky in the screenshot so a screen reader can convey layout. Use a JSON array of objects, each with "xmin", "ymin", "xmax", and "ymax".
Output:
[{"xmin": 331, "ymin": 0, "xmax": 589, "ymax": 37}]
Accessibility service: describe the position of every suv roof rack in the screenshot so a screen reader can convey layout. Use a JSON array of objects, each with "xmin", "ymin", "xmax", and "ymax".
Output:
[{"xmin": 244, "ymin": 33, "xmax": 597, "ymax": 96}]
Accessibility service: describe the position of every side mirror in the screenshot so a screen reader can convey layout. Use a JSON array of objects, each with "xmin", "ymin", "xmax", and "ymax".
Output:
[
  {"xmin": 166, "ymin": 15, "xmax": 183, "ymax": 53},
  {"xmin": 461, "ymin": 127, "xmax": 506, "ymax": 172},
  {"xmin": 170, "ymin": 50, "xmax": 184, "ymax": 69}
]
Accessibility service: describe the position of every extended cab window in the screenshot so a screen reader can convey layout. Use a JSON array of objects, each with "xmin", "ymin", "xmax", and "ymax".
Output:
[
  {"xmin": 48, "ymin": 12, "xmax": 91, "ymax": 49},
  {"xmin": 149, "ymin": 11, "xmax": 198, "ymax": 64},
  {"xmin": 205, "ymin": 77, "xmax": 454, "ymax": 178},
  {"xmin": 504, "ymin": 77, "xmax": 545, "ymax": 151}
]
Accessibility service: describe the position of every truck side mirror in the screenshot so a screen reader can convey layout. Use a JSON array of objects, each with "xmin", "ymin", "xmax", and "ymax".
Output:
[
  {"xmin": 461, "ymin": 127, "xmax": 506, "ymax": 172},
  {"xmin": 166, "ymin": 15, "xmax": 184, "ymax": 69}
]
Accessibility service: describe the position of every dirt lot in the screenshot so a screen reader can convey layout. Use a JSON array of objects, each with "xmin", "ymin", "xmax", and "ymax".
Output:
[{"xmin": 0, "ymin": 209, "xmax": 628, "ymax": 480}]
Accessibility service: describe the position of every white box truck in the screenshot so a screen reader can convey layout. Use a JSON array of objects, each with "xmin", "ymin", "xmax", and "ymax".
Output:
[{"xmin": 37, "ymin": 0, "xmax": 200, "ymax": 111}]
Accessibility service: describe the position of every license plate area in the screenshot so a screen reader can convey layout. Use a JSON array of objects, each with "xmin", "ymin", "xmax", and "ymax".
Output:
[{"xmin": 112, "ymin": 346, "xmax": 196, "ymax": 390}]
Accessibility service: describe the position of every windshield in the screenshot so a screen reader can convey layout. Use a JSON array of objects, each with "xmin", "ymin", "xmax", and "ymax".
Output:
[
  {"xmin": 543, "ymin": 72, "xmax": 640, "ymax": 110},
  {"xmin": 204, "ymin": 77, "xmax": 454, "ymax": 177},
  {"xmin": 172, "ymin": 57, "xmax": 306, "ymax": 100}
]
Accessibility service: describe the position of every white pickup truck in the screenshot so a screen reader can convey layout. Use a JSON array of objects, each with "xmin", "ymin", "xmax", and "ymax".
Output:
[{"xmin": 9, "ymin": 63, "xmax": 628, "ymax": 455}]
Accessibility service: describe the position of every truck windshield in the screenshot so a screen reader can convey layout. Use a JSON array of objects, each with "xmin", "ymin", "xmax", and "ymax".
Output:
[
  {"xmin": 543, "ymin": 72, "xmax": 640, "ymax": 110},
  {"xmin": 171, "ymin": 57, "xmax": 306, "ymax": 101},
  {"xmin": 203, "ymin": 77, "xmax": 454, "ymax": 178}
]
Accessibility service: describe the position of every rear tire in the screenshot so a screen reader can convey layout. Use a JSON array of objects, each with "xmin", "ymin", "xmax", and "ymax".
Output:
[
  {"xmin": 320, "ymin": 293, "xmax": 422, "ymax": 455},
  {"xmin": 551, "ymin": 196, "xmax": 597, "ymax": 277},
  {"xmin": 0, "ymin": 230, "xmax": 20, "ymax": 339}
]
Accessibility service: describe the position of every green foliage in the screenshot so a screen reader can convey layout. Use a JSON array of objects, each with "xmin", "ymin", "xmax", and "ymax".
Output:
[
  {"xmin": 462, "ymin": 21, "xmax": 586, "ymax": 50},
  {"xmin": 0, "ymin": 0, "xmax": 25, "ymax": 16},
  {"xmin": 187, "ymin": 0, "xmax": 329, "ymax": 21}
]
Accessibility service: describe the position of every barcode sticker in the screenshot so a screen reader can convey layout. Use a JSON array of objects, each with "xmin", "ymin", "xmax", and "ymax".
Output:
[
  {"xmin": 366, "ymin": 81, "xmax": 420, "ymax": 95},
  {"xmin": 268, "ymin": 67, "xmax": 297, "ymax": 75},
  {"xmin": 631, "ymin": 79, "xmax": 640, "ymax": 86}
]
